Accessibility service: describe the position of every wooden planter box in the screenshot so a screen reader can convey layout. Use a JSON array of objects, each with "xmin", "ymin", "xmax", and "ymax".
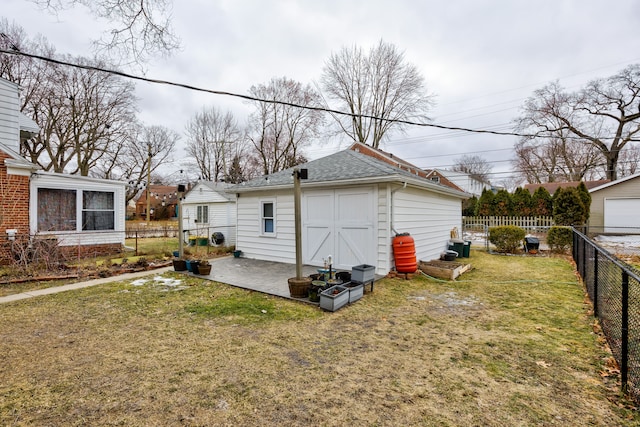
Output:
[
  {"xmin": 419, "ymin": 260, "xmax": 471, "ymax": 280},
  {"xmin": 320, "ymin": 285, "xmax": 349, "ymax": 312},
  {"xmin": 352, "ymin": 264, "xmax": 375, "ymax": 283}
]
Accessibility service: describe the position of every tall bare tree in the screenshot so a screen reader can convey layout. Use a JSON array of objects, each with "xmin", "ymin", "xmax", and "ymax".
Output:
[
  {"xmin": 21, "ymin": 55, "xmax": 137, "ymax": 175},
  {"xmin": 94, "ymin": 124, "xmax": 178, "ymax": 203},
  {"xmin": 321, "ymin": 40, "xmax": 433, "ymax": 148},
  {"xmin": 28, "ymin": 0, "xmax": 180, "ymax": 65},
  {"xmin": 451, "ymin": 154, "xmax": 493, "ymax": 183},
  {"xmin": 513, "ymin": 130, "xmax": 603, "ymax": 183},
  {"xmin": 247, "ymin": 77, "xmax": 323, "ymax": 175},
  {"xmin": 2, "ymin": 21, "xmax": 139, "ymax": 175},
  {"xmin": 184, "ymin": 107, "xmax": 241, "ymax": 182},
  {"xmin": 515, "ymin": 65, "xmax": 640, "ymax": 181}
]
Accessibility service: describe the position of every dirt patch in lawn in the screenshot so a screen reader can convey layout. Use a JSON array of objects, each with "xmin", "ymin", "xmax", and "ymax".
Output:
[{"xmin": 0, "ymin": 251, "xmax": 637, "ymax": 426}]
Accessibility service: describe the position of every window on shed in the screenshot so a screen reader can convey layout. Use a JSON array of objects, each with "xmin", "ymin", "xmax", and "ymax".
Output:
[
  {"xmin": 430, "ymin": 176, "xmax": 440, "ymax": 183},
  {"xmin": 197, "ymin": 205, "xmax": 209, "ymax": 223},
  {"xmin": 261, "ymin": 201, "xmax": 275, "ymax": 234},
  {"xmin": 37, "ymin": 188, "xmax": 77, "ymax": 231},
  {"xmin": 82, "ymin": 191, "xmax": 115, "ymax": 231}
]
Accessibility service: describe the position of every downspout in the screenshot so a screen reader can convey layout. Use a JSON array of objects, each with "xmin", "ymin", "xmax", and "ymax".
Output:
[{"xmin": 390, "ymin": 181, "xmax": 407, "ymax": 236}]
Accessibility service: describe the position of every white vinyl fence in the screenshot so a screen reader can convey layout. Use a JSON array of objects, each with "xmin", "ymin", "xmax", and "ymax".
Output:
[{"xmin": 463, "ymin": 216, "xmax": 554, "ymax": 232}]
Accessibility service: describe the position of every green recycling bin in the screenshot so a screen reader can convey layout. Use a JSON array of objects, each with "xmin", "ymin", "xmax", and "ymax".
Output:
[
  {"xmin": 448, "ymin": 239, "xmax": 464, "ymax": 258},
  {"xmin": 462, "ymin": 240, "xmax": 471, "ymax": 258}
]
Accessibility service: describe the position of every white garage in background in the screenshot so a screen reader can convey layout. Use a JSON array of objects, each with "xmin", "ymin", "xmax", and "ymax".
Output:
[
  {"xmin": 590, "ymin": 172, "xmax": 640, "ymax": 234},
  {"xmin": 603, "ymin": 198, "xmax": 640, "ymax": 233},
  {"xmin": 231, "ymin": 143, "xmax": 468, "ymax": 275}
]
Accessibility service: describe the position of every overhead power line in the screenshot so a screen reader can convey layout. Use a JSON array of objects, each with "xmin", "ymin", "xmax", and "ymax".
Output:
[{"xmin": 1, "ymin": 48, "xmax": 639, "ymax": 142}]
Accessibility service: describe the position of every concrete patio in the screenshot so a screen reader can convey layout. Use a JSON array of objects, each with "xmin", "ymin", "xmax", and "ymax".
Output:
[{"xmin": 191, "ymin": 256, "xmax": 321, "ymax": 302}]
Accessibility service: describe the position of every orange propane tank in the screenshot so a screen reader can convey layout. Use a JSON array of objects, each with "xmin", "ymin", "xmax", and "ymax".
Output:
[{"xmin": 393, "ymin": 233, "xmax": 417, "ymax": 273}]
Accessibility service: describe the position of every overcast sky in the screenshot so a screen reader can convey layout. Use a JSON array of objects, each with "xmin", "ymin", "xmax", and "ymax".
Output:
[{"xmin": 4, "ymin": 0, "xmax": 640, "ymax": 184}]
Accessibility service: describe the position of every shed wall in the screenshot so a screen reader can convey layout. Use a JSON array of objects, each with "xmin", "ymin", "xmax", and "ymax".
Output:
[{"xmin": 392, "ymin": 185, "xmax": 462, "ymax": 265}]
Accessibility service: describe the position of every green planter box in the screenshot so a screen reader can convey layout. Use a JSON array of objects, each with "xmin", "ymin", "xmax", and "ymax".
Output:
[{"xmin": 196, "ymin": 237, "xmax": 209, "ymax": 246}]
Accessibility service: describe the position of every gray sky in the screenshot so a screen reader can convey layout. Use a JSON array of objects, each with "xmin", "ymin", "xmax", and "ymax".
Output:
[{"xmin": 4, "ymin": 0, "xmax": 640, "ymax": 184}]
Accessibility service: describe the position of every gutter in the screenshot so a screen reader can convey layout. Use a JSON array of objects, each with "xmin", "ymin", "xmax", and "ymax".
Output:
[{"xmin": 390, "ymin": 181, "xmax": 407, "ymax": 236}]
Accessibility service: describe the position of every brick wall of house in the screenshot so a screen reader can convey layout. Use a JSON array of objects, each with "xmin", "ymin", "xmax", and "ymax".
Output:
[{"xmin": 0, "ymin": 150, "xmax": 31, "ymax": 264}]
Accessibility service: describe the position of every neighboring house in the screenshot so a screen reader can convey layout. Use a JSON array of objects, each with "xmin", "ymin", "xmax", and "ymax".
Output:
[
  {"xmin": 135, "ymin": 184, "xmax": 179, "ymax": 219},
  {"xmin": 181, "ymin": 181, "xmax": 236, "ymax": 246},
  {"xmin": 427, "ymin": 169, "xmax": 489, "ymax": 197},
  {"xmin": 588, "ymin": 172, "xmax": 640, "ymax": 233},
  {"xmin": 0, "ymin": 77, "xmax": 126, "ymax": 263},
  {"xmin": 524, "ymin": 180, "xmax": 609, "ymax": 195},
  {"xmin": 231, "ymin": 142, "xmax": 469, "ymax": 275}
]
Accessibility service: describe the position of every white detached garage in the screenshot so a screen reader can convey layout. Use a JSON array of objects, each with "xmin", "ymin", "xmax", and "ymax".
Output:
[
  {"xmin": 232, "ymin": 144, "xmax": 468, "ymax": 275},
  {"xmin": 589, "ymin": 172, "xmax": 640, "ymax": 233},
  {"xmin": 181, "ymin": 182, "xmax": 237, "ymax": 246}
]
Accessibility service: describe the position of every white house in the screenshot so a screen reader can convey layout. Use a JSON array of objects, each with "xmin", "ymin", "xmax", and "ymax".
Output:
[
  {"xmin": 181, "ymin": 181, "xmax": 236, "ymax": 247},
  {"xmin": 231, "ymin": 143, "xmax": 469, "ymax": 275},
  {"xmin": 0, "ymin": 76, "xmax": 126, "ymax": 262},
  {"xmin": 428, "ymin": 169, "xmax": 490, "ymax": 197}
]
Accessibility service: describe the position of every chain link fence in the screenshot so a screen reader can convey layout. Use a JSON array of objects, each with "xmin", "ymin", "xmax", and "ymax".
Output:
[{"xmin": 573, "ymin": 228, "xmax": 640, "ymax": 401}]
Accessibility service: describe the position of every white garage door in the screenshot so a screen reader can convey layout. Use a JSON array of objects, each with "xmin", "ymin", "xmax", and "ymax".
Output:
[
  {"xmin": 604, "ymin": 198, "xmax": 640, "ymax": 233},
  {"xmin": 303, "ymin": 188, "xmax": 376, "ymax": 270}
]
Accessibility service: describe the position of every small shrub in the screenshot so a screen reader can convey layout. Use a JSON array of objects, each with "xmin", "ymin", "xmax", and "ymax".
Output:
[
  {"xmin": 135, "ymin": 257, "xmax": 149, "ymax": 267},
  {"xmin": 547, "ymin": 226, "xmax": 573, "ymax": 253},
  {"xmin": 489, "ymin": 225, "xmax": 526, "ymax": 253}
]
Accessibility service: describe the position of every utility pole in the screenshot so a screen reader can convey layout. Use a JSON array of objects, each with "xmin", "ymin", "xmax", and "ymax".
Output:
[{"xmin": 146, "ymin": 143, "xmax": 151, "ymax": 221}]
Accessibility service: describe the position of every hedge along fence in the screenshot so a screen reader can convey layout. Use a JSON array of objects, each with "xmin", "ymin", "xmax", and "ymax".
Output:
[{"xmin": 463, "ymin": 216, "xmax": 554, "ymax": 232}]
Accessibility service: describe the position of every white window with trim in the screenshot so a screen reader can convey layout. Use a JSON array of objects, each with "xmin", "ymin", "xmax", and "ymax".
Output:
[
  {"xmin": 82, "ymin": 191, "xmax": 115, "ymax": 230},
  {"xmin": 260, "ymin": 200, "xmax": 275, "ymax": 235},
  {"xmin": 196, "ymin": 205, "xmax": 209, "ymax": 223},
  {"xmin": 37, "ymin": 188, "xmax": 115, "ymax": 232}
]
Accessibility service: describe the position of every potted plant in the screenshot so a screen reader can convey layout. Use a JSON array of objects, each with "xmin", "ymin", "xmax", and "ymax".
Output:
[
  {"xmin": 196, "ymin": 259, "xmax": 211, "ymax": 275},
  {"xmin": 172, "ymin": 258, "xmax": 187, "ymax": 271},
  {"xmin": 186, "ymin": 259, "xmax": 200, "ymax": 273}
]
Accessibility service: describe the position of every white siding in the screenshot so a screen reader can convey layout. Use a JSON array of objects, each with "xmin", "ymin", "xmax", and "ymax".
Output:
[
  {"xmin": 29, "ymin": 173, "xmax": 126, "ymax": 246},
  {"xmin": 181, "ymin": 183, "xmax": 236, "ymax": 246},
  {"xmin": 236, "ymin": 190, "xmax": 296, "ymax": 263},
  {"xmin": 392, "ymin": 185, "xmax": 462, "ymax": 264},
  {"xmin": 236, "ymin": 182, "xmax": 463, "ymax": 274},
  {"xmin": 0, "ymin": 78, "xmax": 20, "ymax": 152}
]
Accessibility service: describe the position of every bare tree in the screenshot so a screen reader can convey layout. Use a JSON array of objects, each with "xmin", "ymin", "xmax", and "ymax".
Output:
[
  {"xmin": 247, "ymin": 77, "xmax": 324, "ymax": 175},
  {"xmin": 515, "ymin": 65, "xmax": 640, "ymax": 181},
  {"xmin": 20, "ymin": 54, "xmax": 137, "ymax": 175},
  {"xmin": 617, "ymin": 143, "xmax": 640, "ymax": 178},
  {"xmin": 28, "ymin": 0, "xmax": 180, "ymax": 65},
  {"xmin": 321, "ymin": 40, "xmax": 433, "ymax": 148},
  {"xmin": 451, "ymin": 154, "xmax": 493, "ymax": 183},
  {"xmin": 512, "ymin": 130, "xmax": 603, "ymax": 183},
  {"xmin": 0, "ymin": 19, "xmax": 54, "ymax": 111},
  {"xmin": 184, "ymin": 107, "xmax": 241, "ymax": 182},
  {"xmin": 94, "ymin": 124, "xmax": 178, "ymax": 203}
]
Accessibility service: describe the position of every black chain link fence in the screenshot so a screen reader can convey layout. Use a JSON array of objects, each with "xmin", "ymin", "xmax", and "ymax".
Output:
[{"xmin": 573, "ymin": 228, "xmax": 640, "ymax": 401}]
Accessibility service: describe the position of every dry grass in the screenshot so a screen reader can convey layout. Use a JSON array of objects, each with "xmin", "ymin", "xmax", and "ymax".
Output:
[{"xmin": 0, "ymin": 251, "xmax": 638, "ymax": 426}]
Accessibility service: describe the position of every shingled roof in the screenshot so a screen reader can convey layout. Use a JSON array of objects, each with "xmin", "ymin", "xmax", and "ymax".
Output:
[
  {"xmin": 524, "ymin": 180, "xmax": 609, "ymax": 194},
  {"xmin": 232, "ymin": 148, "xmax": 468, "ymax": 199}
]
